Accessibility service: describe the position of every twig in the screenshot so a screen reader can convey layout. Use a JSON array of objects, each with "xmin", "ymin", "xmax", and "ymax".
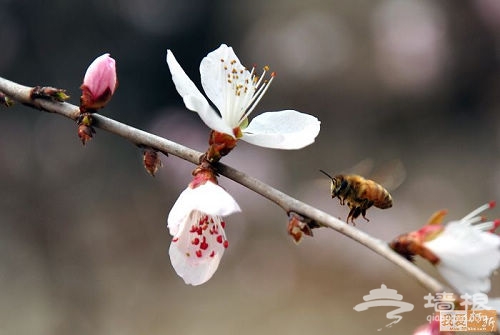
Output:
[{"xmin": 0, "ymin": 76, "xmax": 446, "ymax": 293}]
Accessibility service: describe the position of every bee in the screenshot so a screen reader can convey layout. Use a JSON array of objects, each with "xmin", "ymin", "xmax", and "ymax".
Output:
[{"xmin": 319, "ymin": 170, "xmax": 393, "ymax": 224}]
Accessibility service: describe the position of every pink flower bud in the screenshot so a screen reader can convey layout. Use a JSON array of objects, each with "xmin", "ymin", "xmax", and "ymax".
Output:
[{"xmin": 80, "ymin": 53, "xmax": 117, "ymax": 111}]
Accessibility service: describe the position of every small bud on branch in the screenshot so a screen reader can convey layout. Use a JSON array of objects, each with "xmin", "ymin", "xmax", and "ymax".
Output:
[
  {"xmin": 287, "ymin": 212, "xmax": 320, "ymax": 243},
  {"xmin": 76, "ymin": 113, "xmax": 95, "ymax": 145},
  {"xmin": 142, "ymin": 148, "xmax": 163, "ymax": 177},
  {"xmin": 77, "ymin": 54, "xmax": 117, "ymax": 144},
  {"xmin": 30, "ymin": 86, "xmax": 70, "ymax": 102},
  {"xmin": 0, "ymin": 91, "xmax": 14, "ymax": 107}
]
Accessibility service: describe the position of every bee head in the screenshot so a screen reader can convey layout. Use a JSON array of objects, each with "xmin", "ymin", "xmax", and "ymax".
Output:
[
  {"xmin": 319, "ymin": 170, "xmax": 346, "ymax": 197},
  {"xmin": 332, "ymin": 175, "xmax": 349, "ymax": 197}
]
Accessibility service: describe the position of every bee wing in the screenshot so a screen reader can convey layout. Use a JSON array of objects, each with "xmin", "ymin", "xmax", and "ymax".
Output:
[
  {"xmin": 316, "ymin": 160, "xmax": 371, "ymax": 188},
  {"xmin": 368, "ymin": 159, "xmax": 406, "ymax": 192},
  {"xmin": 340, "ymin": 158, "xmax": 375, "ymax": 176},
  {"xmin": 338, "ymin": 158, "xmax": 405, "ymax": 191}
]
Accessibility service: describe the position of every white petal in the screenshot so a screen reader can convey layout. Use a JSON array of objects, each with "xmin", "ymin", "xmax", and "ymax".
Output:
[
  {"xmin": 436, "ymin": 264, "xmax": 491, "ymax": 294},
  {"xmin": 167, "ymin": 49, "xmax": 234, "ymax": 135},
  {"xmin": 167, "ymin": 186, "xmax": 194, "ymax": 236},
  {"xmin": 193, "ymin": 182, "xmax": 241, "ymax": 216},
  {"xmin": 200, "ymin": 44, "xmax": 242, "ymax": 113},
  {"xmin": 242, "ymin": 110, "xmax": 321, "ymax": 149},
  {"xmin": 169, "ymin": 211, "xmax": 228, "ymax": 285},
  {"xmin": 425, "ymin": 222, "xmax": 500, "ymax": 278},
  {"xmin": 425, "ymin": 221, "xmax": 500, "ymax": 293},
  {"xmin": 170, "ymin": 241, "xmax": 224, "ymax": 285},
  {"xmin": 182, "ymin": 95, "xmax": 233, "ymax": 135},
  {"xmin": 167, "ymin": 182, "xmax": 241, "ymax": 236},
  {"xmin": 166, "ymin": 50, "xmax": 208, "ymax": 110}
]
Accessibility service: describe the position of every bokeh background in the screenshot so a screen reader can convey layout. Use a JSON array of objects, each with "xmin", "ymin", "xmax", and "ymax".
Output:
[{"xmin": 1, "ymin": 0, "xmax": 500, "ymax": 334}]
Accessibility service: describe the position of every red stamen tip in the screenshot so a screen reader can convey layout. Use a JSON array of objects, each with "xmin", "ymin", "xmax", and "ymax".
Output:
[
  {"xmin": 488, "ymin": 201, "xmax": 496, "ymax": 209},
  {"xmin": 490, "ymin": 219, "xmax": 500, "ymax": 233}
]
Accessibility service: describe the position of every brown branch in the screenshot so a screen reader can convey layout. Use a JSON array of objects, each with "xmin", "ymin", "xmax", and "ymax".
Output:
[{"xmin": 0, "ymin": 75, "xmax": 446, "ymax": 293}]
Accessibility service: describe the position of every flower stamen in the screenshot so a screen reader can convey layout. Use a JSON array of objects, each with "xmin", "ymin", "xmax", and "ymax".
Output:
[
  {"xmin": 219, "ymin": 56, "xmax": 276, "ymax": 128},
  {"xmin": 239, "ymin": 68, "xmax": 275, "ymax": 124},
  {"xmin": 461, "ymin": 202, "xmax": 494, "ymax": 222},
  {"xmin": 474, "ymin": 221, "xmax": 496, "ymax": 231}
]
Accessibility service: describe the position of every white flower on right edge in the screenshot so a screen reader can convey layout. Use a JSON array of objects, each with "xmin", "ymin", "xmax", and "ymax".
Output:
[
  {"xmin": 391, "ymin": 202, "xmax": 500, "ymax": 295},
  {"xmin": 423, "ymin": 202, "xmax": 500, "ymax": 294},
  {"xmin": 167, "ymin": 179, "xmax": 241, "ymax": 286},
  {"xmin": 166, "ymin": 44, "xmax": 320, "ymax": 149}
]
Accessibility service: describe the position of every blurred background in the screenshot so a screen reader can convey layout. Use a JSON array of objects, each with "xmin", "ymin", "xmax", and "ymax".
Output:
[{"xmin": 1, "ymin": 0, "xmax": 500, "ymax": 334}]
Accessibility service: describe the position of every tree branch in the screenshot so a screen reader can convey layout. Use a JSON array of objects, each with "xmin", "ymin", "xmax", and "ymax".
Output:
[{"xmin": 0, "ymin": 76, "xmax": 446, "ymax": 293}]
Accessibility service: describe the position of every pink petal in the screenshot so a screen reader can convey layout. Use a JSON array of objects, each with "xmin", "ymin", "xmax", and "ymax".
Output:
[{"xmin": 413, "ymin": 319, "xmax": 441, "ymax": 335}]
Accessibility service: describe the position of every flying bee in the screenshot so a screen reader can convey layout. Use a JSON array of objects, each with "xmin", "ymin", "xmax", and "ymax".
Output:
[{"xmin": 319, "ymin": 170, "xmax": 393, "ymax": 224}]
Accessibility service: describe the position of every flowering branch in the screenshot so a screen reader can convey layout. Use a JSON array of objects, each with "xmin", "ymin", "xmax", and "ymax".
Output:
[{"xmin": 0, "ymin": 75, "xmax": 445, "ymax": 293}]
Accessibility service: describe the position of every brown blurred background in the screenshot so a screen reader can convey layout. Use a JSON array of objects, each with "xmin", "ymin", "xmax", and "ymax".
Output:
[{"xmin": 1, "ymin": 0, "xmax": 500, "ymax": 334}]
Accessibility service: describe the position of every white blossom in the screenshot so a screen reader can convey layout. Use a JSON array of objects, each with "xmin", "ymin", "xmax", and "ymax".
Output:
[
  {"xmin": 424, "ymin": 203, "xmax": 500, "ymax": 294},
  {"xmin": 166, "ymin": 44, "xmax": 320, "ymax": 149},
  {"xmin": 167, "ymin": 181, "xmax": 241, "ymax": 285}
]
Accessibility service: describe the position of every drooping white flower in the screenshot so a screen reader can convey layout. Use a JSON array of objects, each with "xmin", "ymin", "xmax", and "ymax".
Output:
[
  {"xmin": 423, "ymin": 202, "xmax": 500, "ymax": 294},
  {"xmin": 166, "ymin": 44, "xmax": 320, "ymax": 149},
  {"xmin": 167, "ymin": 180, "xmax": 241, "ymax": 285}
]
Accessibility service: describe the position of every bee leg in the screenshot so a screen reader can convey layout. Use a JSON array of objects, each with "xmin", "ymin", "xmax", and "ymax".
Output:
[
  {"xmin": 359, "ymin": 201, "xmax": 372, "ymax": 222},
  {"xmin": 346, "ymin": 208, "xmax": 356, "ymax": 226},
  {"xmin": 348, "ymin": 207, "xmax": 363, "ymax": 225},
  {"xmin": 361, "ymin": 208, "xmax": 370, "ymax": 222}
]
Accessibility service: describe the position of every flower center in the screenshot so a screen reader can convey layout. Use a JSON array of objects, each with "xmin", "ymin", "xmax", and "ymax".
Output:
[
  {"xmin": 173, "ymin": 212, "xmax": 229, "ymax": 259},
  {"xmin": 220, "ymin": 57, "xmax": 275, "ymax": 128}
]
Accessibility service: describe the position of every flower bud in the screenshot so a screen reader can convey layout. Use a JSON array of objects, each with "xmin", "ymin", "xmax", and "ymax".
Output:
[
  {"xmin": 30, "ymin": 86, "xmax": 70, "ymax": 102},
  {"xmin": 0, "ymin": 91, "xmax": 14, "ymax": 107},
  {"xmin": 80, "ymin": 53, "xmax": 117, "ymax": 111},
  {"xmin": 77, "ymin": 114, "xmax": 95, "ymax": 145},
  {"xmin": 287, "ymin": 212, "xmax": 318, "ymax": 244},
  {"xmin": 143, "ymin": 148, "xmax": 163, "ymax": 177},
  {"xmin": 206, "ymin": 130, "xmax": 238, "ymax": 162}
]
